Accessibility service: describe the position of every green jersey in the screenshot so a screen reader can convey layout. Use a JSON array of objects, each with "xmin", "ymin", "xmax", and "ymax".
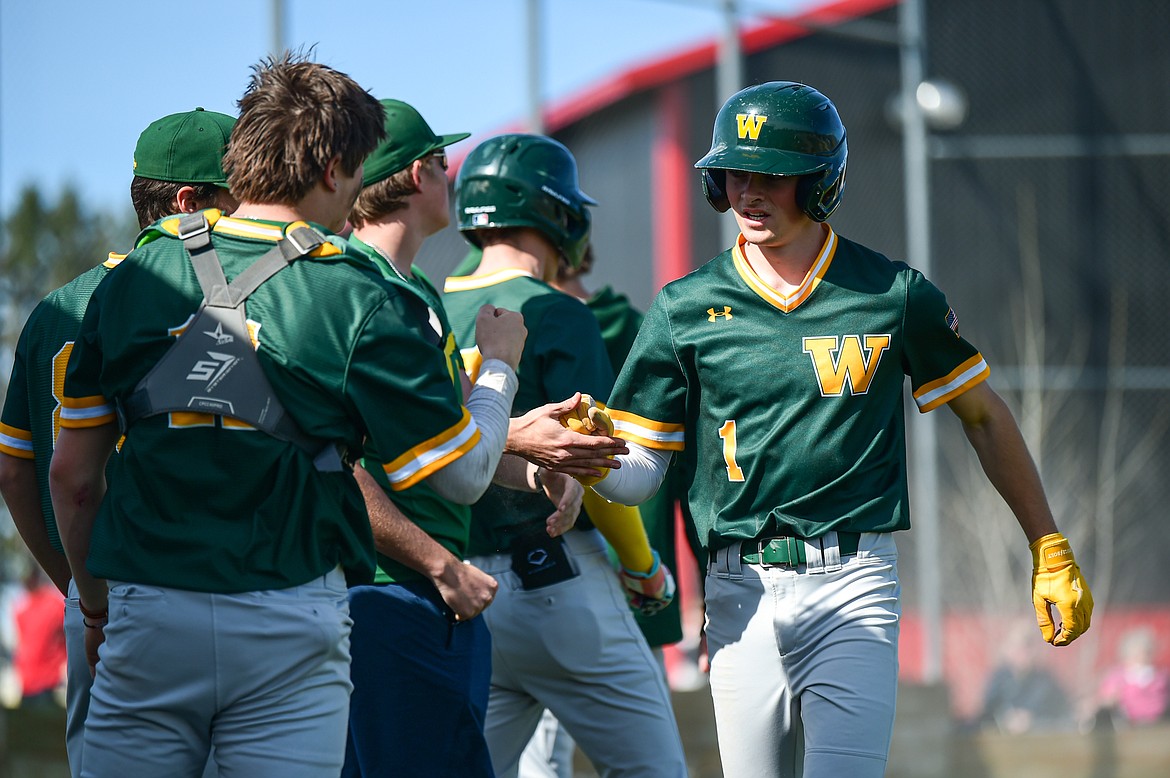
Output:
[
  {"xmin": 587, "ymin": 286, "xmax": 644, "ymax": 378},
  {"xmin": 607, "ymin": 230, "xmax": 988, "ymax": 552},
  {"xmin": 349, "ymin": 236, "xmax": 471, "ymax": 584},
  {"xmin": 61, "ymin": 212, "xmax": 481, "ymax": 593},
  {"xmin": 1, "ymin": 254, "xmax": 123, "ymax": 552},
  {"xmin": 443, "ymin": 267, "xmax": 614, "ymax": 555}
]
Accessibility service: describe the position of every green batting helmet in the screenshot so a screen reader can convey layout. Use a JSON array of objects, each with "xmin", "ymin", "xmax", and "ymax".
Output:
[
  {"xmin": 695, "ymin": 81, "xmax": 847, "ymax": 222},
  {"xmin": 455, "ymin": 134, "xmax": 597, "ymax": 267}
]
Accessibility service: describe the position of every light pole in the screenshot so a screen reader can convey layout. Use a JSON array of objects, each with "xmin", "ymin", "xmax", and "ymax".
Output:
[
  {"xmin": 526, "ymin": 0, "xmax": 545, "ymax": 134},
  {"xmin": 897, "ymin": 0, "xmax": 967, "ymax": 686},
  {"xmin": 270, "ymin": 0, "xmax": 285, "ymax": 57},
  {"xmin": 717, "ymin": 0, "xmax": 744, "ymax": 249}
]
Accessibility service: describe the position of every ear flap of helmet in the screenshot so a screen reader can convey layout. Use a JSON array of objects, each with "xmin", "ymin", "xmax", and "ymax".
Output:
[
  {"xmin": 795, "ymin": 144, "xmax": 847, "ymax": 222},
  {"xmin": 701, "ymin": 169, "xmax": 731, "ymax": 213},
  {"xmin": 561, "ymin": 205, "xmax": 592, "ymax": 268}
]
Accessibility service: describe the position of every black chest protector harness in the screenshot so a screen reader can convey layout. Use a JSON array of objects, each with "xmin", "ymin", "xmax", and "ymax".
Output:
[{"xmin": 119, "ymin": 212, "xmax": 345, "ymax": 472}]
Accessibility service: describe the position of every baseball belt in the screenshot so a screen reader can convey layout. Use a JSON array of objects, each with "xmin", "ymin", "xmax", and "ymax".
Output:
[{"xmin": 741, "ymin": 532, "xmax": 861, "ymax": 567}]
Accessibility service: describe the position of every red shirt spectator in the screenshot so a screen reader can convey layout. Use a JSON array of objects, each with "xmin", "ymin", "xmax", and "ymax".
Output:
[{"xmin": 13, "ymin": 571, "xmax": 66, "ymax": 700}]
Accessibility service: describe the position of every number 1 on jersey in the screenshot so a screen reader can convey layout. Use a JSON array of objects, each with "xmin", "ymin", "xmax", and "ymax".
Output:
[{"xmin": 718, "ymin": 420, "xmax": 745, "ymax": 482}]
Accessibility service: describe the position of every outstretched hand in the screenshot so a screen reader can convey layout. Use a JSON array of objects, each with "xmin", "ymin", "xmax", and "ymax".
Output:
[{"xmin": 508, "ymin": 393, "xmax": 628, "ymax": 478}]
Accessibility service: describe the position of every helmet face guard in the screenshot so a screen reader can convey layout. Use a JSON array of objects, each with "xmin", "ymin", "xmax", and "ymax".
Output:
[
  {"xmin": 696, "ymin": 81, "xmax": 848, "ymax": 223},
  {"xmin": 455, "ymin": 134, "xmax": 596, "ymax": 267}
]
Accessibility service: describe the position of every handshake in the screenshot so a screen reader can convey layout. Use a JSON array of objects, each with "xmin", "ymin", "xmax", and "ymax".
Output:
[
  {"xmin": 558, "ymin": 393, "xmax": 616, "ymax": 487},
  {"xmin": 559, "ymin": 395, "xmax": 676, "ymax": 616}
]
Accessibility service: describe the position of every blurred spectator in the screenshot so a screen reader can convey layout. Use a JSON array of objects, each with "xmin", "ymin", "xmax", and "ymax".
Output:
[
  {"xmin": 1095, "ymin": 626, "xmax": 1170, "ymax": 727},
  {"xmin": 12, "ymin": 567, "xmax": 66, "ymax": 707},
  {"xmin": 977, "ymin": 621, "xmax": 1072, "ymax": 733}
]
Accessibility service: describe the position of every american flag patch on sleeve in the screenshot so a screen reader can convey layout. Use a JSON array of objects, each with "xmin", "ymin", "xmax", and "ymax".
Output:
[{"xmin": 945, "ymin": 308, "xmax": 960, "ymax": 336}]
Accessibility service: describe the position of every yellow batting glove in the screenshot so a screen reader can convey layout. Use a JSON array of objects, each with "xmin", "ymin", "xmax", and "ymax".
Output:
[
  {"xmin": 559, "ymin": 394, "xmax": 615, "ymax": 487},
  {"xmin": 1030, "ymin": 532, "xmax": 1093, "ymax": 646}
]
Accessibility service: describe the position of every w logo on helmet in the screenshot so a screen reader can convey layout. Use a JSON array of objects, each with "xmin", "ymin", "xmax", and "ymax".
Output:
[{"xmin": 736, "ymin": 113, "xmax": 768, "ymax": 140}]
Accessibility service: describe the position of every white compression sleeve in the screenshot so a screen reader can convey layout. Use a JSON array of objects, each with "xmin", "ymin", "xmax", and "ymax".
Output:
[
  {"xmin": 426, "ymin": 359, "xmax": 518, "ymax": 504},
  {"xmin": 590, "ymin": 440, "xmax": 672, "ymax": 506}
]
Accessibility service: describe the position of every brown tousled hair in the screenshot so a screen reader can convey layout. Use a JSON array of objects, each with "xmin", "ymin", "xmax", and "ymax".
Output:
[
  {"xmin": 349, "ymin": 166, "xmax": 418, "ymax": 228},
  {"xmin": 223, "ymin": 50, "xmax": 385, "ymax": 204}
]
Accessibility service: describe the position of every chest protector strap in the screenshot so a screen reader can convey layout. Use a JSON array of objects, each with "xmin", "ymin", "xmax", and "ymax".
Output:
[{"xmin": 119, "ymin": 212, "xmax": 345, "ymax": 472}]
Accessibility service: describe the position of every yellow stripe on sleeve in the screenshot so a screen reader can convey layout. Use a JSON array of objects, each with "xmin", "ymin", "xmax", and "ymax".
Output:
[
  {"xmin": 913, "ymin": 355, "xmax": 990, "ymax": 412},
  {"xmin": 0, "ymin": 423, "xmax": 35, "ymax": 459},
  {"xmin": 608, "ymin": 410, "xmax": 686, "ymax": 451},
  {"xmin": 381, "ymin": 408, "xmax": 482, "ymax": 491},
  {"xmin": 60, "ymin": 395, "xmax": 117, "ymax": 428}
]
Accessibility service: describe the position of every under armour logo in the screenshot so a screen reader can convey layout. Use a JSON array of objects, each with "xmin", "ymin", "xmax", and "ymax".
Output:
[
  {"xmin": 188, "ymin": 351, "xmax": 238, "ymax": 389},
  {"xmin": 527, "ymin": 549, "xmax": 548, "ymax": 567},
  {"xmin": 203, "ymin": 322, "xmax": 234, "ymax": 345},
  {"xmin": 707, "ymin": 306, "xmax": 733, "ymax": 322}
]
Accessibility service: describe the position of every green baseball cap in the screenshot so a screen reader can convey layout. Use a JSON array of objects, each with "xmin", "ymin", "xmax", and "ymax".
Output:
[
  {"xmin": 361, "ymin": 99, "xmax": 471, "ymax": 187},
  {"xmin": 132, "ymin": 107, "xmax": 235, "ymax": 187}
]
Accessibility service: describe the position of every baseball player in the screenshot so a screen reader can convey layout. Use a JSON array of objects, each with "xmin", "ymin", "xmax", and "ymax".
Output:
[
  {"xmin": 592, "ymin": 81, "xmax": 1094, "ymax": 777},
  {"xmin": 443, "ymin": 133, "xmax": 687, "ymax": 778},
  {"xmin": 341, "ymin": 99, "xmax": 593, "ymax": 777},
  {"xmin": 0, "ymin": 106, "xmax": 236, "ymax": 778},
  {"xmin": 49, "ymin": 52, "xmax": 525, "ymax": 777}
]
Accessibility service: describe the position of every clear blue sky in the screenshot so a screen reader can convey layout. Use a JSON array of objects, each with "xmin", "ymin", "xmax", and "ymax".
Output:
[{"xmin": 0, "ymin": 0, "xmax": 816, "ymax": 216}]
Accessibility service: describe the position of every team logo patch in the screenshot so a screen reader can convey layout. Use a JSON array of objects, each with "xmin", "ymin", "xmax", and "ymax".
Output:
[
  {"xmin": 472, "ymin": 213, "xmax": 490, "ymax": 226},
  {"xmin": 707, "ymin": 306, "xmax": 733, "ymax": 322},
  {"xmin": 736, "ymin": 113, "xmax": 768, "ymax": 140}
]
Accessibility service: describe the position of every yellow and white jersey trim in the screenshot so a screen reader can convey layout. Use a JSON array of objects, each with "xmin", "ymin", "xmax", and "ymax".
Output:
[
  {"xmin": 60, "ymin": 395, "xmax": 117, "ymax": 428},
  {"xmin": 380, "ymin": 407, "xmax": 482, "ymax": 491},
  {"xmin": 913, "ymin": 354, "xmax": 990, "ymax": 412},
  {"xmin": 609, "ymin": 410, "xmax": 685, "ymax": 451},
  {"xmin": 732, "ymin": 228, "xmax": 837, "ymax": 313},
  {"xmin": 0, "ymin": 423, "xmax": 34, "ymax": 459}
]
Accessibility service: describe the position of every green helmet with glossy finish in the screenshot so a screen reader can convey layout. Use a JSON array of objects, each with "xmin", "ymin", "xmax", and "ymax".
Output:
[
  {"xmin": 695, "ymin": 81, "xmax": 848, "ymax": 222},
  {"xmin": 455, "ymin": 133, "xmax": 597, "ymax": 267}
]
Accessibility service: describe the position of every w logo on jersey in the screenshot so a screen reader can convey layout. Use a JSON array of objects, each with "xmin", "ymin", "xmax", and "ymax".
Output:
[
  {"xmin": 736, "ymin": 113, "xmax": 768, "ymax": 140},
  {"xmin": 803, "ymin": 335, "xmax": 892, "ymax": 396}
]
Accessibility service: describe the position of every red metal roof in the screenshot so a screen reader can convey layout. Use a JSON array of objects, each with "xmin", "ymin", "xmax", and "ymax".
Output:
[
  {"xmin": 543, "ymin": 0, "xmax": 899, "ymax": 131},
  {"xmin": 449, "ymin": 0, "xmax": 898, "ymax": 171}
]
